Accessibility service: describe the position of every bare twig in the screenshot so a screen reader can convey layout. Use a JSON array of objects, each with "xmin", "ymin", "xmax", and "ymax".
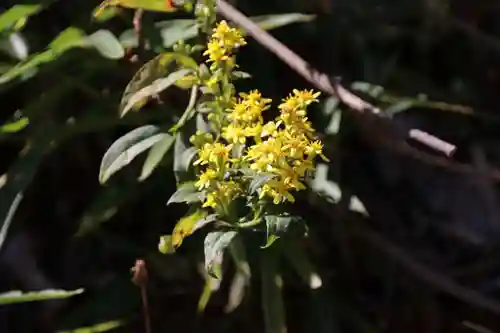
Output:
[
  {"xmin": 215, "ymin": 0, "xmax": 456, "ymax": 156},
  {"xmin": 132, "ymin": 259, "xmax": 151, "ymax": 333}
]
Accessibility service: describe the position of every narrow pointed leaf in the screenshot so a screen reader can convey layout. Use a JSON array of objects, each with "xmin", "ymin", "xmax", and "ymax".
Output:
[
  {"xmin": 99, "ymin": 125, "xmax": 163, "ymax": 183},
  {"xmin": 121, "ymin": 68, "xmax": 192, "ymax": 116},
  {"xmin": 167, "ymin": 182, "xmax": 205, "ymax": 205},
  {"xmin": 172, "ymin": 209, "xmax": 207, "ymax": 248},
  {"xmin": 0, "ymin": 288, "xmax": 83, "ymax": 305},
  {"xmin": 263, "ymin": 215, "xmax": 293, "ymax": 248},
  {"xmin": 86, "ymin": 29, "xmax": 124, "ymax": 60},
  {"xmin": 261, "ymin": 248, "xmax": 287, "ymax": 333},
  {"xmin": 204, "ymin": 231, "xmax": 237, "ymax": 279},
  {"xmin": 139, "ymin": 133, "xmax": 175, "ymax": 181}
]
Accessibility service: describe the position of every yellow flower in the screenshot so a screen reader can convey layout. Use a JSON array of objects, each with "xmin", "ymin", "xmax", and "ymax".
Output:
[
  {"xmin": 259, "ymin": 179, "xmax": 296, "ymax": 204},
  {"xmin": 222, "ymin": 123, "xmax": 247, "ymax": 144},
  {"xmin": 305, "ymin": 140, "xmax": 329, "ymax": 161},
  {"xmin": 203, "ymin": 191, "xmax": 218, "ymax": 208},
  {"xmin": 260, "ymin": 121, "xmax": 277, "ymax": 138},
  {"xmin": 228, "ymin": 90, "xmax": 272, "ymax": 124},
  {"xmin": 194, "ymin": 142, "xmax": 233, "ymax": 167},
  {"xmin": 211, "ymin": 20, "xmax": 246, "ymax": 50},
  {"xmin": 204, "ymin": 40, "xmax": 228, "ymax": 63},
  {"xmin": 279, "ymin": 89, "xmax": 320, "ymax": 111},
  {"xmin": 293, "ymin": 89, "xmax": 321, "ymax": 106},
  {"xmin": 202, "ymin": 181, "xmax": 242, "ymax": 211},
  {"xmin": 195, "ymin": 168, "xmax": 218, "ymax": 190}
]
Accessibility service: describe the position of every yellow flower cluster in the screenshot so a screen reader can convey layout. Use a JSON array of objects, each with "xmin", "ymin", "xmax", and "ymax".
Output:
[
  {"xmin": 193, "ymin": 141, "xmax": 242, "ymax": 211},
  {"xmin": 223, "ymin": 90, "xmax": 272, "ymax": 144},
  {"xmin": 190, "ymin": 20, "xmax": 327, "ymax": 212},
  {"xmin": 244, "ymin": 89, "xmax": 328, "ymax": 204},
  {"xmin": 203, "ymin": 20, "xmax": 246, "ymax": 68}
]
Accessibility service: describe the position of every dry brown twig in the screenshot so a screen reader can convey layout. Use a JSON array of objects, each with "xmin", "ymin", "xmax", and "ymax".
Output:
[
  {"xmin": 132, "ymin": 259, "xmax": 152, "ymax": 333},
  {"xmin": 215, "ymin": 0, "xmax": 456, "ymax": 157}
]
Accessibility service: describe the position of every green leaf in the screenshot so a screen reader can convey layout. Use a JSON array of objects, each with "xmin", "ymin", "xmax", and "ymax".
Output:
[
  {"xmin": 251, "ymin": 13, "xmax": 315, "ymax": 31},
  {"xmin": 0, "ymin": 32, "xmax": 29, "ymax": 60},
  {"xmin": 351, "ymin": 81, "xmax": 385, "ymax": 98},
  {"xmin": 261, "ymin": 248, "xmax": 286, "ymax": 333},
  {"xmin": 0, "ymin": 192, "xmax": 23, "ymax": 252},
  {"xmin": 225, "ymin": 238, "xmax": 250, "ymax": 313},
  {"xmin": 0, "ymin": 288, "xmax": 83, "ymax": 305},
  {"xmin": 249, "ymin": 173, "xmax": 276, "ymax": 194},
  {"xmin": 167, "ymin": 182, "xmax": 205, "ymax": 205},
  {"xmin": 119, "ymin": 19, "xmax": 196, "ymax": 49},
  {"xmin": 0, "ymin": 4, "xmax": 42, "ymax": 33},
  {"xmin": 86, "ymin": 29, "xmax": 125, "ymax": 60},
  {"xmin": 198, "ymin": 273, "xmax": 221, "ymax": 312},
  {"xmin": 204, "ymin": 231, "xmax": 238, "ymax": 279},
  {"xmin": 158, "ymin": 235, "xmax": 175, "ymax": 254},
  {"xmin": 170, "ymin": 84, "xmax": 199, "ymax": 133},
  {"xmin": 99, "ymin": 125, "xmax": 164, "ymax": 183},
  {"xmin": 120, "ymin": 52, "xmax": 197, "ymax": 115},
  {"xmin": 139, "ymin": 133, "xmax": 175, "ymax": 181},
  {"xmin": 385, "ymin": 99, "xmax": 416, "ymax": 116},
  {"xmin": 0, "ymin": 27, "xmax": 85, "ymax": 85},
  {"xmin": 173, "ymin": 132, "xmax": 197, "ymax": 181},
  {"xmin": 193, "ymin": 214, "xmax": 218, "ymax": 232},
  {"xmin": 232, "ymin": 71, "xmax": 252, "ymax": 80},
  {"xmin": 0, "ymin": 117, "xmax": 29, "ymax": 133},
  {"xmin": 97, "ymin": 0, "xmax": 178, "ymax": 13},
  {"xmin": 121, "ymin": 68, "xmax": 192, "ymax": 117},
  {"xmin": 263, "ymin": 215, "xmax": 294, "ymax": 248},
  {"xmin": 120, "ymin": 14, "xmax": 315, "ymax": 50},
  {"xmin": 282, "ymin": 240, "xmax": 322, "ymax": 289},
  {"xmin": 57, "ymin": 320, "xmax": 124, "ymax": 333},
  {"xmin": 119, "ymin": 52, "xmax": 196, "ymax": 117},
  {"xmin": 172, "ymin": 209, "xmax": 208, "ymax": 247},
  {"xmin": 49, "ymin": 27, "xmax": 86, "ymax": 52}
]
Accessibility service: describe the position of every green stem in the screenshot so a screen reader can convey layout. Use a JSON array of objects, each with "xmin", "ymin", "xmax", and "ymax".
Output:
[{"xmin": 238, "ymin": 205, "xmax": 264, "ymax": 228}]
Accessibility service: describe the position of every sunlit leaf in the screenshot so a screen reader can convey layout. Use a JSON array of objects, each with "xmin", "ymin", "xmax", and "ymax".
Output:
[
  {"xmin": 250, "ymin": 13, "xmax": 315, "ymax": 31},
  {"xmin": 119, "ymin": 52, "xmax": 197, "ymax": 116},
  {"xmin": 86, "ymin": 29, "xmax": 125, "ymax": 60},
  {"xmin": 0, "ymin": 32, "xmax": 29, "ymax": 60},
  {"xmin": 121, "ymin": 68, "xmax": 192, "ymax": 116},
  {"xmin": 99, "ymin": 125, "xmax": 164, "ymax": 183},
  {"xmin": 57, "ymin": 319, "xmax": 124, "ymax": 333},
  {"xmin": 0, "ymin": 4, "xmax": 42, "ymax": 33},
  {"xmin": 0, "ymin": 27, "xmax": 85, "ymax": 85},
  {"xmin": 49, "ymin": 27, "xmax": 86, "ymax": 52},
  {"xmin": 158, "ymin": 235, "xmax": 175, "ymax": 254},
  {"xmin": 204, "ymin": 231, "xmax": 237, "ymax": 279},
  {"xmin": 95, "ymin": 0, "xmax": 177, "ymax": 17},
  {"xmin": 198, "ymin": 273, "xmax": 221, "ymax": 312},
  {"xmin": 172, "ymin": 209, "xmax": 208, "ymax": 248},
  {"xmin": 0, "ymin": 288, "xmax": 83, "ymax": 305},
  {"xmin": 0, "ymin": 117, "xmax": 29, "ymax": 133}
]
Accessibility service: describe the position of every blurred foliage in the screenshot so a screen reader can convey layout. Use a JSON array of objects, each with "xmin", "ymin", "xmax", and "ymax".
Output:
[{"xmin": 2, "ymin": 0, "xmax": 500, "ymax": 333}]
